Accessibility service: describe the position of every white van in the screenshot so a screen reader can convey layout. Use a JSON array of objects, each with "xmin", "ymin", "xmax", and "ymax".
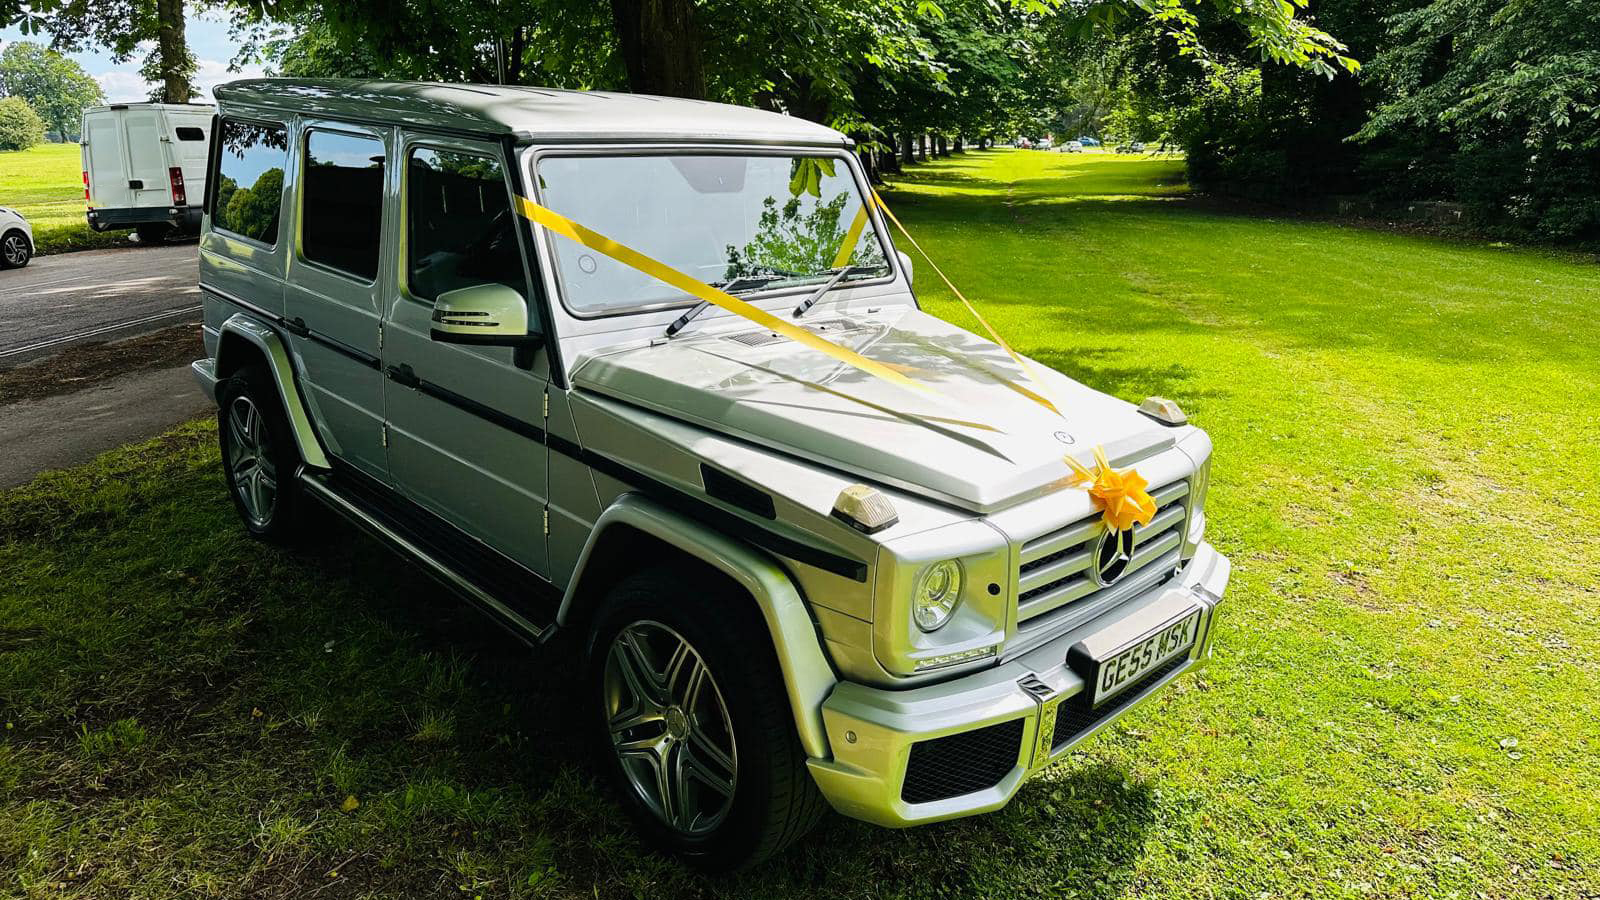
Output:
[{"xmin": 81, "ymin": 103, "xmax": 215, "ymax": 242}]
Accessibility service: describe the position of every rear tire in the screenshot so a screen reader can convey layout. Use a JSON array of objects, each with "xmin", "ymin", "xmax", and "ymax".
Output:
[
  {"xmin": 0, "ymin": 230, "xmax": 30, "ymax": 269},
  {"xmin": 217, "ymin": 364, "xmax": 304, "ymax": 544},
  {"xmin": 585, "ymin": 568, "xmax": 828, "ymax": 870},
  {"xmin": 135, "ymin": 224, "xmax": 171, "ymax": 245}
]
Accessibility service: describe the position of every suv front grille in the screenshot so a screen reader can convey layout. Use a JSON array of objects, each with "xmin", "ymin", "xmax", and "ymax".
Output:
[
  {"xmin": 901, "ymin": 718, "xmax": 1025, "ymax": 804},
  {"xmin": 1016, "ymin": 479, "xmax": 1189, "ymax": 624}
]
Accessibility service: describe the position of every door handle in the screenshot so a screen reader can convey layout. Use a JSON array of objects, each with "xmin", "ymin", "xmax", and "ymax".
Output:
[
  {"xmin": 386, "ymin": 363, "xmax": 419, "ymax": 388},
  {"xmin": 284, "ymin": 316, "xmax": 310, "ymax": 338}
]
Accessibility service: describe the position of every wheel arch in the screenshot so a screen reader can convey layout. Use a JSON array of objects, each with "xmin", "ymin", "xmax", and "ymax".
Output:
[
  {"xmin": 214, "ymin": 313, "xmax": 331, "ymax": 470},
  {"xmin": 559, "ymin": 494, "xmax": 838, "ymax": 760}
]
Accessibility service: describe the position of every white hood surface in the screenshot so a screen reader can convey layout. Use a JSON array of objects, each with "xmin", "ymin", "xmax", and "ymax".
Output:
[{"xmin": 573, "ymin": 308, "xmax": 1175, "ymax": 513}]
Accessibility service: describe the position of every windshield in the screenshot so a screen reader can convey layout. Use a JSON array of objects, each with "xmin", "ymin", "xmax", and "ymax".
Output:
[{"xmin": 534, "ymin": 153, "xmax": 891, "ymax": 316}]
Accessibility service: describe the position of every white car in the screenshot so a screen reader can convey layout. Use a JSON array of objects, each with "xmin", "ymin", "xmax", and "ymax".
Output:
[
  {"xmin": 0, "ymin": 206, "xmax": 34, "ymax": 269},
  {"xmin": 1062, "ymin": 141, "xmax": 1084, "ymax": 153}
]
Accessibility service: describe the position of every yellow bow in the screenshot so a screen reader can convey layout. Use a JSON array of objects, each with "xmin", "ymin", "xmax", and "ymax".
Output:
[{"xmin": 1065, "ymin": 446, "xmax": 1158, "ymax": 531}]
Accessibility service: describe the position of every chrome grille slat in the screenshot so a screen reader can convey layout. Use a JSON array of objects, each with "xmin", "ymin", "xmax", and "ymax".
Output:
[
  {"xmin": 1018, "ymin": 548, "xmax": 1093, "ymax": 594},
  {"xmin": 1014, "ymin": 478, "xmax": 1190, "ymax": 625}
]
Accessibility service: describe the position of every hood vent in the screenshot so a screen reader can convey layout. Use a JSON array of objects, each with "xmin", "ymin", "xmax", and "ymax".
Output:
[{"xmin": 723, "ymin": 319, "xmax": 861, "ymax": 348}]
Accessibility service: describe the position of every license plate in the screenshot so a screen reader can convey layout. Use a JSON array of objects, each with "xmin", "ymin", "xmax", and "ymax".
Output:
[{"xmin": 1086, "ymin": 611, "xmax": 1199, "ymax": 706}]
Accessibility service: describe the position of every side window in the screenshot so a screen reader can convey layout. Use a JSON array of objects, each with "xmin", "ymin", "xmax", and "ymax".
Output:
[
  {"xmin": 406, "ymin": 147, "xmax": 528, "ymax": 303},
  {"xmin": 303, "ymin": 130, "xmax": 385, "ymax": 282},
  {"xmin": 175, "ymin": 126, "xmax": 205, "ymax": 141},
  {"xmin": 211, "ymin": 119, "xmax": 287, "ymax": 247}
]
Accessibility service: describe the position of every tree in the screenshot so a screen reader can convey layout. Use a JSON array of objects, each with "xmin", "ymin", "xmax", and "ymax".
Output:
[
  {"xmin": 0, "ymin": 40, "xmax": 103, "ymax": 138},
  {"xmin": 0, "ymin": 94, "xmax": 46, "ymax": 150},
  {"xmin": 6, "ymin": 0, "xmax": 197, "ymax": 103}
]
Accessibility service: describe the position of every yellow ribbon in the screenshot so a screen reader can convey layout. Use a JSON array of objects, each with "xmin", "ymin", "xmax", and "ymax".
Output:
[
  {"xmin": 1065, "ymin": 445, "xmax": 1158, "ymax": 531},
  {"xmin": 869, "ymin": 190, "xmax": 1065, "ymax": 418},
  {"xmin": 832, "ymin": 203, "xmax": 872, "ymax": 269},
  {"xmin": 871, "ymin": 190, "xmax": 1160, "ymax": 529},
  {"xmin": 516, "ymin": 195, "xmax": 929, "ymax": 396}
]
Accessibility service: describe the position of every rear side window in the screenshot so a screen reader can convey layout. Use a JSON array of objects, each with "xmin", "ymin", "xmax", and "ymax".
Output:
[
  {"xmin": 406, "ymin": 148, "xmax": 527, "ymax": 303},
  {"xmin": 175, "ymin": 126, "xmax": 205, "ymax": 141},
  {"xmin": 212, "ymin": 119, "xmax": 287, "ymax": 247},
  {"xmin": 302, "ymin": 130, "xmax": 385, "ymax": 281}
]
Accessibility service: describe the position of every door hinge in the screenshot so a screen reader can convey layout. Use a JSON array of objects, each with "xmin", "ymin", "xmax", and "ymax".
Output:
[
  {"xmin": 381, "ymin": 422, "xmax": 388, "ymax": 448},
  {"xmin": 542, "ymin": 390, "xmax": 549, "ymax": 420},
  {"xmin": 542, "ymin": 507, "xmax": 549, "ymax": 536}
]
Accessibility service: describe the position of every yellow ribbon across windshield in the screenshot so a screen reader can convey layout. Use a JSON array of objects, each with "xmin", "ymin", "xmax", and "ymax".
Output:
[{"xmin": 515, "ymin": 195, "xmax": 928, "ymax": 395}]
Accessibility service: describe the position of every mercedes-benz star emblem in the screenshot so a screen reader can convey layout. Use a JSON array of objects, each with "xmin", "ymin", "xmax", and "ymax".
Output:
[
  {"xmin": 1052, "ymin": 430, "xmax": 1076, "ymax": 445},
  {"xmin": 1092, "ymin": 526, "xmax": 1135, "ymax": 586}
]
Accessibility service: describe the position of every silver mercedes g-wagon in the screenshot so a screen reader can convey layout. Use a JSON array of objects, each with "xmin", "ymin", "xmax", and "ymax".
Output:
[{"xmin": 191, "ymin": 79, "xmax": 1230, "ymax": 868}]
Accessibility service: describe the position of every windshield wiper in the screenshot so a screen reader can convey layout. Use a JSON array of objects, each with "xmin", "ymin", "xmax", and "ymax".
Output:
[
  {"xmin": 665, "ymin": 275, "xmax": 783, "ymax": 337},
  {"xmin": 792, "ymin": 266, "xmax": 872, "ymax": 319}
]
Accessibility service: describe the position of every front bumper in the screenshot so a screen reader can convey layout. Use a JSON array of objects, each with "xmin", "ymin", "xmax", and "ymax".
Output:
[{"xmin": 807, "ymin": 542, "xmax": 1230, "ymax": 827}]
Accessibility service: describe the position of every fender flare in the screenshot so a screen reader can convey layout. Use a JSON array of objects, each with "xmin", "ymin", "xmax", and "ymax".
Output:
[
  {"xmin": 215, "ymin": 313, "xmax": 331, "ymax": 470},
  {"xmin": 558, "ymin": 494, "xmax": 838, "ymax": 760}
]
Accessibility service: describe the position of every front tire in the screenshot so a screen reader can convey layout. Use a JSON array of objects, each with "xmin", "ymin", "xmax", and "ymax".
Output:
[
  {"xmin": 586, "ymin": 569, "xmax": 828, "ymax": 869},
  {"xmin": 0, "ymin": 230, "xmax": 30, "ymax": 268},
  {"xmin": 217, "ymin": 364, "xmax": 303, "ymax": 544}
]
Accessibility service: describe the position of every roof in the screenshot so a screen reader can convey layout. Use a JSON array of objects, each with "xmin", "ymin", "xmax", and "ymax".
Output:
[{"xmin": 211, "ymin": 79, "xmax": 849, "ymax": 147}]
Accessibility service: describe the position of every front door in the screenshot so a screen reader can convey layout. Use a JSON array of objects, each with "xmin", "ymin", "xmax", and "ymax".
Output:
[
  {"xmin": 283, "ymin": 122, "xmax": 392, "ymax": 480},
  {"xmin": 381, "ymin": 135, "xmax": 550, "ymax": 578}
]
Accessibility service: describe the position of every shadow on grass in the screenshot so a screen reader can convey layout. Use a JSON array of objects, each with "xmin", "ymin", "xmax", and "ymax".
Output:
[{"xmin": 0, "ymin": 422, "xmax": 1161, "ymax": 897}]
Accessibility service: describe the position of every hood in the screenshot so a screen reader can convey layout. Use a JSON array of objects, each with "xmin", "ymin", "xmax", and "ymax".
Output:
[{"xmin": 572, "ymin": 308, "xmax": 1177, "ymax": 513}]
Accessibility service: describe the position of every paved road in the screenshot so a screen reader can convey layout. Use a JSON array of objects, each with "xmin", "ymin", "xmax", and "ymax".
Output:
[
  {"xmin": 0, "ymin": 363, "xmax": 212, "ymax": 489},
  {"xmin": 0, "ymin": 243, "xmax": 201, "ymax": 365}
]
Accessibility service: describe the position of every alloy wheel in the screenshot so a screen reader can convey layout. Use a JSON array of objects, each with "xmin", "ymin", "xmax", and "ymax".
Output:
[
  {"xmin": 225, "ymin": 395, "xmax": 277, "ymax": 526},
  {"xmin": 603, "ymin": 621, "xmax": 738, "ymax": 835},
  {"xmin": 2, "ymin": 235, "xmax": 26, "ymax": 266}
]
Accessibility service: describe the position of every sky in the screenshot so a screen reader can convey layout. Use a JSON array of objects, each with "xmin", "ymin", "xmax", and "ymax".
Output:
[{"xmin": 0, "ymin": 11, "xmax": 266, "ymax": 103}]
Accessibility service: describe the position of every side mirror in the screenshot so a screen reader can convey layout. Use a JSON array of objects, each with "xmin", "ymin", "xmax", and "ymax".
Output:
[
  {"xmin": 897, "ymin": 249, "xmax": 914, "ymax": 288},
  {"xmin": 429, "ymin": 284, "xmax": 539, "ymax": 347}
]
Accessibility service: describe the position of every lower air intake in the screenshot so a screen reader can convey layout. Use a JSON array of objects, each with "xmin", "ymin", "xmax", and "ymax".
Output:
[{"xmin": 901, "ymin": 718, "xmax": 1025, "ymax": 804}]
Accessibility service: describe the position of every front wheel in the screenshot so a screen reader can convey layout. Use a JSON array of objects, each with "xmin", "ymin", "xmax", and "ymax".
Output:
[
  {"xmin": 0, "ymin": 230, "xmax": 30, "ymax": 269},
  {"xmin": 586, "ymin": 569, "xmax": 828, "ymax": 869}
]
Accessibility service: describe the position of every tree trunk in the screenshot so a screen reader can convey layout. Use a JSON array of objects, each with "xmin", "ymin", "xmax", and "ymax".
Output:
[
  {"xmin": 883, "ymin": 134, "xmax": 903, "ymax": 173},
  {"xmin": 954, "ymin": 136, "xmax": 964, "ymax": 153},
  {"xmin": 935, "ymin": 134, "xmax": 948, "ymax": 157},
  {"xmin": 900, "ymin": 132, "xmax": 915, "ymax": 166},
  {"xmin": 918, "ymin": 133, "xmax": 929, "ymax": 160},
  {"xmin": 154, "ymin": 0, "xmax": 190, "ymax": 103},
  {"xmin": 609, "ymin": 0, "xmax": 706, "ymax": 99}
]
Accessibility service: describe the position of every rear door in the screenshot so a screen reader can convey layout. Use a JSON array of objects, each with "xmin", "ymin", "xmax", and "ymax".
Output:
[
  {"xmin": 122, "ymin": 107, "xmax": 173, "ymax": 208},
  {"xmin": 282, "ymin": 121, "xmax": 393, "ymax": 481},
  {"xmin": 84, "ymin": 110, "xmax": 132, "ymax": 211},
  {"xmin": 169, "ymin": 113, "xmax": 211, "ymax": 203}
]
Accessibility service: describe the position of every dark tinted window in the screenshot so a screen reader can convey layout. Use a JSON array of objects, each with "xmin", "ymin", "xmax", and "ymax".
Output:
[
  {"xmin": 407, "ymin": 148, "xmax": 526, "ymax": 302},
  {"xmin": 212, "ymin": 119, "xmax": 287, "ymax": 246},
  {"xmin": 303, "ymin": 130, "xmax": 385, "ymax": 281},
  {"xmin": 175, "ymin": 126, "xmax": 205, "ymax": 141}
]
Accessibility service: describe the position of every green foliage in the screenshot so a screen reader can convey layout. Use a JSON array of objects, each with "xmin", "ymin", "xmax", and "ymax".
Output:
[
  {"xmin": 5, "ymin": 0, "xmax": 196, "ymax": 103},
  {"xmin": 1359, "ymin": 0, "xmax": 1600, "ymax": 239},
  {"xmin": 2, "ymin": 154, "xmax": 1598, "ymax": 897},
  {"xmin": 0, "ymin": 94, "xmax": 45, "ymax": 151},
  {"xmin": 214, "ymin": 167, "xmax": 285, "ymax": 244},
  {"xmin": 0, "ymin": 41, "xmax": 102, "ymax": 138}
]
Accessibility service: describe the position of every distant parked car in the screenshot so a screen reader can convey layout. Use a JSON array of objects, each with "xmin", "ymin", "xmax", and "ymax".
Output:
[
  {"xmin": 1076, "ymin": 136, "xmax": 1101, "ymax": 147},
  {"xmin": 0, "ymin": 206, "xmax": 33, "ymax": 269},
  {"xmin": 1036, "ymin": 137, "xmax": 1053, "ymax": 150},
  {"xmin": 82, "ymin": 102, "xmax": 214, "ymax": 244},
  {"xmin": 1018, "ymin": 137, "xmax": 1033, "ymax": 149},
  {"xmin": 1061, "ymin": 141, "xmax": 1084, "ymax": 153},
  {"xmin": 1117, "ymin": 141, "xmax": 1147, "ymax": 155}
]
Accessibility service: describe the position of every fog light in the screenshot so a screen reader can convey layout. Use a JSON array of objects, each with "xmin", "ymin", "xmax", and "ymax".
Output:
[
  {"xmin": 912, "ymin": 559, "xmax": 963, "ymax": 631},
  {"xmin": 913, "ymin": 644, "xmax": 997, "ymax": 672}
]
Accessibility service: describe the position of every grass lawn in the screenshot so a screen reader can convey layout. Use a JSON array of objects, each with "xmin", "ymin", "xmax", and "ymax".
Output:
[
  {"xmin": 2, "ymin": 149, "xmax": 1597, "ymax": 898},
  {"xmin": 0, "ymin": 142, "xmax": 133, "ymax": 254}
]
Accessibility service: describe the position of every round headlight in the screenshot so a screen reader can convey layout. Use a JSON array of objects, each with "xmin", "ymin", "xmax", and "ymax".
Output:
[{"xmin": 912, "ymin": 560, "xmax": 963, "ymax": 632}]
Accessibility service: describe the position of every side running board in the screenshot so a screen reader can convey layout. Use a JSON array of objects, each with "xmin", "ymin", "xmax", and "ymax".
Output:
[{"xmin": 298, "ymin": 468, "xmax": 556, "ymax": 644}]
